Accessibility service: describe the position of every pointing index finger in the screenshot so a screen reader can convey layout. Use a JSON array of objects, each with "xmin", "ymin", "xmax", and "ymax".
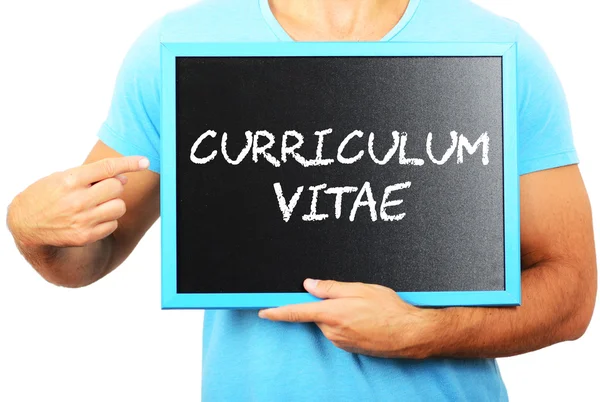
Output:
[
  {"xmin": 258, "ymin": 300, "xmax": 333, "ymax": 323},
  {"xmin": 78, "ymin": 156, "xmax": 150, "ymax": 185}
]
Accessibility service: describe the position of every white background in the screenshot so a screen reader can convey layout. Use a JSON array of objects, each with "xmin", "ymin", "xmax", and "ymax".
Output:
[{"xmin": 0, "ymin": 1, "xmax": 598, "ymax": 401}]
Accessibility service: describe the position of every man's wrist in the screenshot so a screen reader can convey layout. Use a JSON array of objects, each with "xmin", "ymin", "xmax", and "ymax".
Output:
[
  {"xmin": 415, "ymin": 307, "xmax": 448, "ymax": 359},
  {"xmin": 387, "ymin": 305, "xmax": 449, "ymax": 359},
  {"xmin": 424, "ymin": 306, "xmax": 484, "ymax": 358},
  {"xmin": 405, "ymin": 306, "xmax": 479, "ymax": 359}
]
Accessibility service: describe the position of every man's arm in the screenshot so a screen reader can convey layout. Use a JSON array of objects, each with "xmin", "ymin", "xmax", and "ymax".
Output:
[
  {"xmin": 6, "ymin": 140, "xmax": 159, "ymax": 288},
  {"xmin": 430, "ymin": 164, "xmax": 596, "ymax": 358},
  {"xmin": 259, "ymin": 164, "xmax": 596, "ymax": 359}
]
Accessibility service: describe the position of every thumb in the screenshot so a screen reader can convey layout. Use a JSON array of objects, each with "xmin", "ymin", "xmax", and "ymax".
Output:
[{"xmin": 303, "ymin": 278, "xmax": 367, "ymax": 299}]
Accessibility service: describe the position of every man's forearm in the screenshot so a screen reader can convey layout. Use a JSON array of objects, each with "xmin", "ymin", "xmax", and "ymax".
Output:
[
  {"xmin": 7, "ymin": 201, "xmax": 116, "ymax": 288},
  {"xmin": 20, "ymin": 237, "xmax": 114, "ymax": 288},
  {"xmin": 424, "ymin": 260, "xmax": 596, "ymax": 359}
]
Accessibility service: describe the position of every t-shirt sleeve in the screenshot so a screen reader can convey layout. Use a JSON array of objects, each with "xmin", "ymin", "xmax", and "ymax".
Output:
[
  {"xmin": 516, "ymin": 26, "xmax": 578, "ymax": 176},
  {"xmin": 96, "ymin": 19, "xmax": 162, "ymax": 173}
]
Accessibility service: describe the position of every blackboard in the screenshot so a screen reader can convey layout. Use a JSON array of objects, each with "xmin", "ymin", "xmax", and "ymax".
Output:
[{"xmin": 160, "ymin": 43, "xmax": 520, "ymax": 308}]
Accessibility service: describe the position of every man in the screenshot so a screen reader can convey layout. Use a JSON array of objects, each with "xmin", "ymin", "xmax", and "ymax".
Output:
[{"xmin": 6, "ymin": 0, "xmax": 596, "ymax": 400}]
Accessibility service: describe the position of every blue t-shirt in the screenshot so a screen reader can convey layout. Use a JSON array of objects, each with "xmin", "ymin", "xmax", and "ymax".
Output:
[{"xmin": 97, "ymin": 0, "xmax": 579, "ymax": 400}]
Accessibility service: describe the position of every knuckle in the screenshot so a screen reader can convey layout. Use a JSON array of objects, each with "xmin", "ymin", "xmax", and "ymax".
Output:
[
  {"xmin": 373, "ymin": 284, "xmax": 396, "ymax": 295},
  {"xmin": 313, "ymin": 311, "xmax": 326, "ymax": 323},
  {"xmin": 68, "ymin": 196, "xmax": 87, "ymax": 213},
  {"xmin": 61, "ymin": 172, "xmax": 78, "ymax": 189},
  {"xmin": 107, "ymin": 178, "xmax": 124, "ymax": 196},
  {"xmin": 102, "ymin": 159, "xmax": 117, "ymax": 177},
  {"xmin": 287, "ymin": 311, "xmax": 302, "ymax": 322},
  {"xmin": 323, "ymin": 327, "xmax": 339, "ymax": 342},
  {"xmin": 326, "ymin": 314, "xmax": 343, "ymax": 327},
  {"xmin": 321, "ymin": 280, "xmax": 336, "ymax": 293},
  {"xmin": 71, "ymin": 228, "xmax": 91, "ymax": 246}
]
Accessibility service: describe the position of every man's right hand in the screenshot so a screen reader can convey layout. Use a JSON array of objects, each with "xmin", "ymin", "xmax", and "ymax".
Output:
[{"xmin": 7, "ymin": 156, "xmax": 149, "ymax": 249}]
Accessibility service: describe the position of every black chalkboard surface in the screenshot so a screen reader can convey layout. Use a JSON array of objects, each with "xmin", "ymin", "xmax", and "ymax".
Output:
[{"xmin": 160, "ymin": 43, "xmax": 520, "ymax": 308}]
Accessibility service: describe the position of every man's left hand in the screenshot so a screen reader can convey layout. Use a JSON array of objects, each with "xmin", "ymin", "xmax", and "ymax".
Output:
[{"xmin": 258, "ymin": 278, "xmax": 441, "ymax": 359}]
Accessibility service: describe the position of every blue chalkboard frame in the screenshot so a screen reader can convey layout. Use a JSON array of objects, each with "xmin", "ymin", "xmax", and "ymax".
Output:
[{"xmin": 160, "ymin": 42, "xmax": 520, "ymax": 309}]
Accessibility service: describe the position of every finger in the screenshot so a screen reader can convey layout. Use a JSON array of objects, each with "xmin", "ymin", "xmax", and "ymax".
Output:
[
  {"xmin": 90, "ymin": 198, "xmax": 127, "ymax": 224},
  {"xmin": 304, "ymin": 278, "xmax": 369, "ymax": 299},
  {"xmin": 86, "ymin": 220, "xmax": 119, "ymax": 244},
  {"xmin": 258, "ymin": 301, "xmax": 333, "ymax": 323},
  {"xmin": 93, "ymin": 174, "xmax": 128, "ymax": 186},
  {"xmin": 86, "ymin": 178, "xmax": 125, "ymax": 207},
  {"xmin": 114, "ymin": 174, "xmax": 128, "ymax": 185},
  {"xmin": 76, "ymin": 156, "xmax": 149, "ymax": 185}
]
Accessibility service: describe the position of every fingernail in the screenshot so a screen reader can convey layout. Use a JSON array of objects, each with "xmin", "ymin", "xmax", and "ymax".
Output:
[
  {"xmin": 115, "ymin": 174, "xmax": 128, "ymax": 184},
  {"xmin": 139, "ymin": 158, "xmax": 150, "ymax": 169},
  {"xmin": 258, "ymin": 310, "xmax": 268, "ymax": 318},
  {"xmin": 305, "ymin": 278, "xmax": 319, "ymax": 290}
]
